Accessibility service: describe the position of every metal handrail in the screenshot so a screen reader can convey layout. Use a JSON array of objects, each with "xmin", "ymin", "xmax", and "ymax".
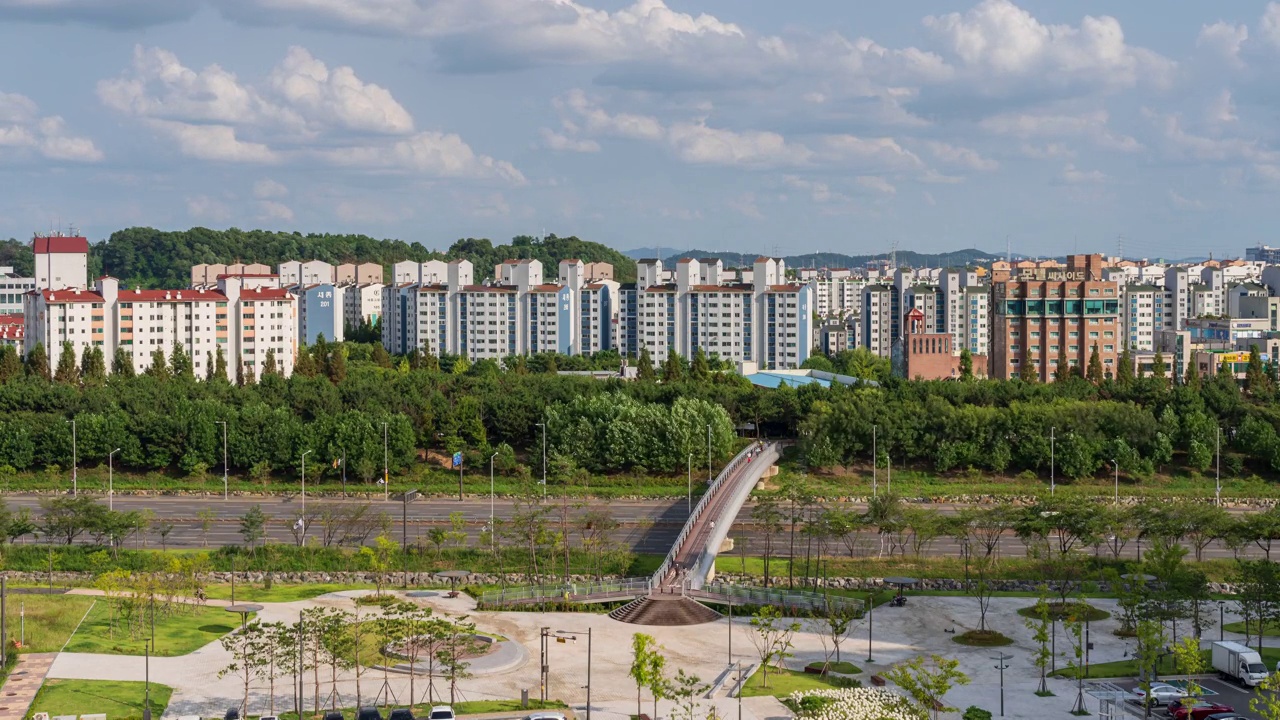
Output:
[
  {"xmin": 479, "ymin": 576, "xmax": 651, "ymax": 606},
  {"xmin": 697, "ymin": 581, "xmax": 866, "ymax": 615},
  {"xmin": 649, "ymin": 441, "xmax": 762, "ymax": 588}
]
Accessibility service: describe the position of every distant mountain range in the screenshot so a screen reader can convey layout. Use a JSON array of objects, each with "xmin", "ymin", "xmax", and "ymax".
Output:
[{"xmin": 621, "ymin": 247, "xmax": 999, "ymax": 269}]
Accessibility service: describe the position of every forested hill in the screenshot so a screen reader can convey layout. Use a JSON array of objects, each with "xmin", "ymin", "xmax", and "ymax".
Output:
[
  {"xmin": 24, "ymin": 228, "xmax": 637, "ymax": 288},
  {"xmin": 622, "ymin": 247, "xmax": 996, "ymax": 270}
]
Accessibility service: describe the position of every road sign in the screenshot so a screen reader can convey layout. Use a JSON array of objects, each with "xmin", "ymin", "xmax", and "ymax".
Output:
[{"xmin": 453, "ymin": 451, "xmax": 463, "ymax": 467}]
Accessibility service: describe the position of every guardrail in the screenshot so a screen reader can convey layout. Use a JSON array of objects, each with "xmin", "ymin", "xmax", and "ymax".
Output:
[
  {"xmin": 695, "ymin": 581, "xmax": 867, "ymax": 616},
  {"xmin": 478, "ymin": 577, "xmax": 651, "ymax": 607},
  {"xmin": 649, "ymin": 441, "xmax": 767, "ymax": 589}
]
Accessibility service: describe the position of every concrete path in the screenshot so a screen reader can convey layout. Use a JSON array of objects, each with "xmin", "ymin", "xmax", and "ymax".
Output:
[{"xmin": 0, "ymin": 653, "xmax": 57, "ymax": 720}]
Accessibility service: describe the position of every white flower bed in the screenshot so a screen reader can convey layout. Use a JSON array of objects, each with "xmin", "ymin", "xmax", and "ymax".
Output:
[{"xmin": 786, "ymin": 688, "xmax": 925, "ymax": 720}]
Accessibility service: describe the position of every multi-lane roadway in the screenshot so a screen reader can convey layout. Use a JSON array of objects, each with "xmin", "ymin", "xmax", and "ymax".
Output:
[{"xmin": 1, "ymin": 493, "xmax": 1268, "ymax": 562}]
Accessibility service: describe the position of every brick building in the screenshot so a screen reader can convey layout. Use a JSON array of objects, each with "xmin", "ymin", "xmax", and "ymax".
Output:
[
  {"xmin": 992, "ymin": 254, "xmax": 1120, "ymax": 381},
  {"xmin": 900, "ymin": 307, "xmax": 986, "ymax": 379}
]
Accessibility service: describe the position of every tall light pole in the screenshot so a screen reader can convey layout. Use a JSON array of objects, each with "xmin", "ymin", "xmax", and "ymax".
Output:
[
  {"xmin": 301, "ymin": 450, "xmax": 312, "ymax": 514},
  {"xmin": 108, "ymin": 448, "xmax": 121, "ymax": 511},
  {"xmin": 67, "ymin": 419, "xmax": 77, "ymax": 496},
  {"xmin": 215, "ymin": 420, "xmax": 228, "ymax": 500},
  {"xmin": 537, "ymin": 422, "xmax": 547, "ymax": 497},
  {"xmin": 992, "ymin": 653, "xmax": 1012, "ymax": 717},
  {"xmin": 1112, "ymin": 459, "xmax": 1119, "ymax": 505},
  {"xmin": 687, "ymin": 454, "xmax": 693, "ymax": 514},
  {"xmin": 382, "ymin": 421, "xmax": 389, "ymax": 501},
  {"xmin": 706, "ymin": 424, "xmax": 712, "ymax": 483},
  {"xmin": 1215, "ymin": 425, "xmax": 1221, "ymax": 506},
  {"xmin": 489, "ymin": 452, "xmax": 499, "ymax": 553},
  {"xmin": 872, "ymin": 424, "xmax": 877, "ymax": 497},
  {"xmin": 1050, "ymin": 426, "xmax": 1055, "ymax": 496}
]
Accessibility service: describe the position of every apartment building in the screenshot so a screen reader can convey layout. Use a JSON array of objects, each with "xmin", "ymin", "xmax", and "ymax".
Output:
[
  {"xmin": 25, "ymin": 276, "xmax": 296, "ymax": 380},
  {"xmin": 343, "ymin": 283, "xmax": 383, "ymax": 329},
  {"xmin": 814, "ymin": 276, "xmax": 864, "ymax": 319},
  {"xmin": 861, "ymin": 284, "xmax": 896, "ymax": 357},
  {"xmin": 992, "ymin": 254, "xmax": 1120, "ymax": 381},
  {"xmin": 293, "ymin": 283, "xmax": 345, "ymax": 344},
  {"xmin": 33, "ymin": 233, "xmax": 88, "ymax": 291},
  {"xmin": 0, "ymin": 267, "xmax": 36, "ymax": 316}
]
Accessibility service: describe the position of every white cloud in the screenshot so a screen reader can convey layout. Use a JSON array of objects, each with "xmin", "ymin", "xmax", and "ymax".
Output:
[
  {"xmin": 922, "ymin": 0, "xmax": 1174, "ymax": 90},
  {"xmin": 979, "ymin": 109, "xmax": 1142, "ymax": 152},
  {"xmin": 150, "ymin": 120, "xmax": 278, "ymax": 163},
  {"xmin": 1261, "ymin": 3, "xmax": 1280, "ymax": 48},
  {"xmin": 98, "ymin": 45, "xmax": 521, "ymax": 181},
  {"xmin": 923, "ymin": 140, "xmax": 998, "ymax": 171},
  {"xmin": 253, "ymin": 178, "xmax": 289, "ymax": 199},
  {"xmin": 782, "ymin": 175, "xmax": 847, "ymax": 204},
  {"xmin": 559, "ymin": 89, "xmax": 664, "ymax": 141},
  {"xmin": 855, "ymin": 176, "xmax": 896, "ymax": 195},
  {"xmin": 0, "ymin": 0, "xmax": 198, "ymax": 27},
  {"xmin": 265, "ymin": 46, "xmax": 414, "ymax": 134},
  {"xmin": 1196, "ymin": 22, "xmax": 1248, "ymax": 67},
  {"xmin": 1018, "ymin": 142, "xmax": 1075, "ymax": 160},
  {"xmin": 186, "ymin": 194, "xmax": 232, "ymax": 222},
  {"xmin": 0, "ymin": 90, "xmax": 102, "ymax": 162},
  {"xmin": 821, "ymin": 134, "xmax": 924, "ymax": 171},
  {"xmin": 1207, "ymin": 89, "xmax": 1238, "ymax": 125},
  {"xmin": 1059, "ymin": 163, "xmax": 1107, "ymax": 185},
  {"xmin": 257, "ymin": 200, "xmax": 294, "ymax": 222},
  {"xmin": 1146, "ymin": 110, "xmax": 1278, "ymax": 165},
  {"xmin": 666, "ymin": 122, "xmax": 811, "ymax": 167},
  {"xmin": 539, "ymin": 127, "xmax": 601, "ymax": 153}
]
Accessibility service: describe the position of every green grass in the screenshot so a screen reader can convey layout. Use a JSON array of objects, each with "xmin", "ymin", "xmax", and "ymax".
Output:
[
  {"xmin": 26, "ymin": 679, "xmax": 171, "ymax": 720},
  {"xmin": 275, "ymin": 700, "xmax": 568, "ymax": 720},
  {"xmin": 1223, "ymin": 620, "xmax": 1280, "ymax": 637},
  {"xmin": 63, "ymin": 601, "xmax": 248, "ymax": 656},
  {"xmin": 740, "ymin": 666, "xmax": 857, "ymax": 697},
  {"xmin": 1015, "ymin": 602, "xmax": 1111, "ymax": 622},
  {"xmin": 805, "ymin": 660, "xmax": 861, "ymax": 674},
  {"xmin": 203, "ymin": 582, "xmax": 376, "ymax": 602},
  {"xmin": 2, "ymin": 594, "xmax": 96, "ymax": 654},
  {"xmin": 952, "ymin": 630, "xmax": 1013, "ymax": 647},
  {"xmin": 1052, "ymin": 647, "xmax": 1280, "ymax": 680}
]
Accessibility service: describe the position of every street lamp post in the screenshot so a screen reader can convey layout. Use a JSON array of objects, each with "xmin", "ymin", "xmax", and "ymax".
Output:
[
  {"xmin": 216, "ymin": 420, "xmax": 228, "ymax": 500},
  {"xmin": 108, "ymin": 448, "xmax": 121, "ymax": 511},
  {"xmin": 301, "ymin": 450, "xmax": 312, "ymax": 514},
  {"xmin": 1216, "ymin": 426, "xmax": 1221, "ymax": 506},
  {"xmin": 872, "ymin": 424, "xmax": 877, "ymax": 497},
  {"xmin": 1112, "ymin": 459, "xmax": 1119, "ymax": 505},
  {"xmin": 489, "ymin": 451, "xmax": 499, "ymax": 553},
  {"xmin": 687, "ymin": 454, "xmax": 693, "ymax": 514},
  {"xmin": 992, "ymin": 652, "xmax": 1012, "ymax": 717},
  {"xmin": 866, "ymin": 596, "xmax": 875, "ymax": 664},
  {"xmin": 382, "ymin": 421, "xmax": 389, "ymax": 501},
  {"xmin": 706, "ymin": 424, "xmax": 712, "ymax": 483},
  {"xmin": 537, "ymin": 422, "xmax": 547, "ymax": 497},
  {"xmin": 1219, "ymin": 601, "xmax": 1225, "ymax": 641},
  {"xmin": 67, "ymin": 419, "xmax": 77, "ymax": 496}
]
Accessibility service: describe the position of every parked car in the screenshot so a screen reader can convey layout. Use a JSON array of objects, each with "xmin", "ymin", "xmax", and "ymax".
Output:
[
  {"xmin": 388, "ymin": 709, "xmax": 415, "ymax": 720},
  {"xmin": 1203, "ymin": 714, "xmax": 1250, "ymax": 720},
  {"xmin": 223, "ymin": 709, "xmax": 239, "ymax": 720},
  {"xmin": 323, "ymin": 712, "xmax": 344, "ymax": 720},
  {"xmin": 1169, "ymin": 701, "xmax": 1235, "ymax": 720},
  {"xmin": 357, "ymin": 707, "xmax": 384, "ymax": 720},
  {"xmin": 523, "ymin": 713, "xmax": 568, "ymax": 720},
  {"xmin": 427, "ymin": 706, "xmax": 455, "ymax": 720},
  {"xmin": 1133, "ymin": 682, "xmax": 1187, "ymax": 706}
]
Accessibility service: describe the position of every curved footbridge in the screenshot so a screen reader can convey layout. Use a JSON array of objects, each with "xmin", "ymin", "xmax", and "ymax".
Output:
[{"xmin": 480, "ymin": 441, "xmax": 865, "ymax": 625}]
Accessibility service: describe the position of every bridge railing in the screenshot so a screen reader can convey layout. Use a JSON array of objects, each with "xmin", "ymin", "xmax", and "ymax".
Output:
[
  {"xmin": 478, "ymin": 577, "xmax": 652, "ymax": 607},
  {"xmin": 695, "ymin": 581, "xmax": 868, "ymax": 616},
  {"xmin": 649, "ymin": 440, "xmax": 767, "ymax": 588}
]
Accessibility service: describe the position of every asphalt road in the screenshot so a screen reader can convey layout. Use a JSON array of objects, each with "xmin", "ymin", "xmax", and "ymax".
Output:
[
  {"xmin": 2, "ymin": 493, "xmax": 1271, "ymax": 562},
  {"xmin": 1108, "ymin": 677, "xmax": 1266, "ymax": 720}
]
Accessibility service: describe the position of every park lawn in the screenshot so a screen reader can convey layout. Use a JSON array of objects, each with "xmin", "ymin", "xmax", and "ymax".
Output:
[
  {"xmin": 63, "ymin": 602, "xmax": 248, "ymax": 656},
  {"xmin": 203, "ymin": 582, "xmax": 376, "ymax": 602},
  {"xmin": 1223, "ymin": 620, "xmax": 1280, "ymax": 637},
  {"xmin": 3, "ymin": 594, "xmax": 96, "ymax": 653},
  {"xmin": 275, "ymin": 700, "xmax": 567, "ymax": 720},
  {"xmin": 740, "ymin": 666, "xmax": 855, "ymax": 697},
  {"xmin": 1052, "ymin": 647, "xmax": 1280, "ymax": 680},
  {"xmin": 26, "ymin": 679, "xmax": 171, "ymax": 720}
]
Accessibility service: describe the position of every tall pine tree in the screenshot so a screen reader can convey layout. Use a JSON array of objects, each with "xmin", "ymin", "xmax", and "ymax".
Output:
[
  {"xmin": 54, "ymin": 342, "xmax": 80, "ymax": 385},
  {"xmin": 1086, "ymin": 344, "xmax": 1104, "ymax": 384},
  {"xmin": 0, "ymin": 345, "xmax": 21, "ymax": 383},
  {"xmin": 263, "ymin": 347, "xmax": 279, "ymax": 376},
  {"xmin": 637, "ymin": 347, "xmax": 655, "ymax": 381},
  {"xmin": 81, "ymin": 346, "xmax": 106, "ymax": 385},
  {"xmin": 25, "ymin": 343, "xmax": 50, "ymax": 381},
  {"xmin": 1116, "ymin": 346, "xmax": 1134, "ymax": 385},
  {"xmin": 1053, "ymin": 343, "xmax": 1070, "ymax": 383},
  {"xmin": 112, "ymin": 346, "xmax": 135, "ymax": 377},
  {"xmin": 170, "ymin": 341, "xmax": 193, "ymax": 378},
  {"xmin": 215, "ymin": 345, "xmax": 228, "ymax": 381},
  {"xmin": 146, "ymin": 348, "xmax": 171, "ymax": 380}
]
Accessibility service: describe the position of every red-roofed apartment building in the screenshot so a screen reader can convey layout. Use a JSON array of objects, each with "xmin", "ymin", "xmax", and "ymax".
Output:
[
  {"xmin": 25, "ymin": 276, "xmax": 297, "ymax": 381},
  {"xmin": 32, "ymin": 233, "xmax": 89, "ymax": 291}
]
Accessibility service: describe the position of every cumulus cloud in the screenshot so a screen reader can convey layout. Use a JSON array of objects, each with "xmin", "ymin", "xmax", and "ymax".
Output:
[
  {"xmin": 979, "ymin": 109, "xmax": 1142, "ymax": 152},
  {"xmin": 540, "ymin": 128, "xmax": 601, "ymax": 153},
  {"xmin": 1261, "ymin": 3, "xmax": 1280, "ymax": 48},
  {"xmin": 0, "ymin": 90, "xmax": 103, "ymax": 162},
  {"xmin": 253, "ymin": 178, "xmax": 289, "ymax": 199},
  {"xmin": 256, "ymin": 200, "xmax": 294, "ymax": 222},
  {"xmin": 923, "ymin": 141, "xmax": 998, "ymax": 171},
  {"xmin": 922, "ymin": 0, "xmax": 1174, "ymax": 91},
  {"xmin": 97, "ymin": 45, "xmax": 521, "ymax": 181},
  {"xmin": 1196, "ymin": 22, "xmax": 1249, "ymax": 67},
  {"xmin": 186, "ymin": 194, "xmax": 232, "ymax": 222}
]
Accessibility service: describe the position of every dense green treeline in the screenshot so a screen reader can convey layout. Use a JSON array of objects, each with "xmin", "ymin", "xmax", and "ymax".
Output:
[{"xmin": 87, "ymin": 228, "xmax": 636, "ymax": 288}]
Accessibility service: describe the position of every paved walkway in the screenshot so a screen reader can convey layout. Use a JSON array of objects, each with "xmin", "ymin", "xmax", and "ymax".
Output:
[{"xmin": 0, "ymin": 653, "xmax": 57, "ymax": 720}]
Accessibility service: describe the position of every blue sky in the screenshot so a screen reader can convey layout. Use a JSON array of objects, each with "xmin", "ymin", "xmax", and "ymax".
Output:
[{"xmin": 1, "ymin": 1, "xmax": 1278, "ymax": 259}]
